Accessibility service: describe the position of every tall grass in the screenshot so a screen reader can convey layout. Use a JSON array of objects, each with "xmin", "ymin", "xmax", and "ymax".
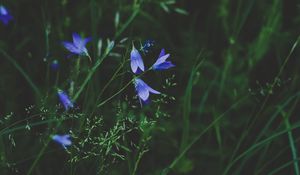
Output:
[{"xmin": 0, "ymin": 0, "xmax": 300, "ymax": 174}]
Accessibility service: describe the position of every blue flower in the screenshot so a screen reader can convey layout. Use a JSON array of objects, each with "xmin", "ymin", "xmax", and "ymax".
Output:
[
  {"xmin": 50, "ymin": 59, "xmax": 59, "ymax": 71},
  {"xmin": 152, "ymin": 49, "xmax": 175, "ymax": 70},
  {"xmin": 0, "ymin": 5, "xmax": 13, "ymax": 25},
  {"xmin": 130, "ymin": 45, "xmax": 145, "ymax": 74},
  {"xmin": 62, "ymin": 33, "xmax": 91, "ymax": 57},
  {"xmin": 57, "ymin": 89, "xmax": 73, "ymax": 111},
  {"xmin": 52, "ymin": 134, "xmax": 72, "ymax": 149},
  {"xmin": 134, "ymin": 78, "xmax": 160, "ymax": 102}
]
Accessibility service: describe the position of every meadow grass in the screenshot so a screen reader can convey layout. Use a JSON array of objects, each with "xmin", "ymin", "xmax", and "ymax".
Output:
[{"xmin": 0, "ymin": 0, "xmax": 300, "ymax": 174}]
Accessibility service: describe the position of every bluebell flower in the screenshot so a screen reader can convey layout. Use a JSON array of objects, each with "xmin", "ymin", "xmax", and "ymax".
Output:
[
  {"xmin": 130, "ymin": 45, "xmax": 145, "ymax": 74},
  {"xmin": 57, "ymin": 89, "xmax": 73, "ymax": 111},
  {"xmin": 140, "ymin": 39, "xmax": 155, "ymax": 53},
  {"xmin": 50, "ymin": 59, "xmax": 59, "ymax": 71},
  {"xmin": 62, "ymin": 33, "xmax": 91, "ymax": 57},
  {"xmin": 152, "ymin": 49, "xmax": 175, "ymax": 70},
  {"xmin": 134, "ymin": 78, "xmax": 160, "ymax": 102},
  {"xmin": 0, "ymin": 5, "xmax": 13, "ymax": 25},
  {"xmin": 52, "ymin": 134, "xmax": 72, "ymax": 149}
]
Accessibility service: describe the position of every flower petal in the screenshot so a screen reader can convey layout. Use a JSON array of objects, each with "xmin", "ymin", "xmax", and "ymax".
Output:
[
  {"xmin": 0, "ymin": 6, "xmax": 13, "ymax": 25},
  {"xmin": 83, "ymin": 37, "xmax": 92, "ymax": 45},
  {"xmin": 136, "ymin": 56, "xmax": 145, "ymax": 71},
  {"xmin": 158, "ymin": 48, "xmax": 166, "ymax": 58},
  {"xmin": 130, "ymin": 46, "xmax": 144, "ymax": 73},
  {"xmin": 72, "ymin": 33, "xmax": 83, "ymax": 47},
  {"xmin": 62, "ymin": 42, "xmax": 80, "ymax": 54},
  {"xmin": 134, "ymin": 78, "xmax": 160, "ymax": 102},
  {"xmin": 131, "ymin": 59, "xmax": 138, "ymax": 73},
  {"xmin": 153, "ymin": 54, "xmax": 170, "ymax": 66},
  {"xmin": 153, "ymin": 61, "xmax": 175, "ymax": 70},
  {"xmin": 62, "ymin": 135, "xmax": 72, "ymax": 146},
  {"xmin": 148, "ymin": 86, "xmax": 160, "ymax": 94},
  {"xmin": 137, "ymin": 87, "xmax": 150, "ymax": 101},
  {"xmin": 52, "ymin": 134, "xmax": 72, "ymax": 148},
  {"xmin": 152, "ymin": 48, "xmax": 175, "ymax": 71},
  {"xmin": 134, "ymin": 79, "xmax": 148, "ymax": 101},
  {"xmin": 0, "ymin": 14, "xmax": 12, "ymax": 25},
  {"xmin": 0, "ymin": 6, "xmax": 7, "ymax": 15},
  {"xmin": 57, "ymin": 89, "xmax": 74, "ymax": 110}
]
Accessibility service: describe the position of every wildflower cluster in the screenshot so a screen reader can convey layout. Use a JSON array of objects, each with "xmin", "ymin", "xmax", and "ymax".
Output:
[
  {"xmin": 0, "ymin": 3, "xmax": 176, "ymax": 173},
  {"xmin": 130, "ymin": 44, "xmax": 175, "ymax": 104}
]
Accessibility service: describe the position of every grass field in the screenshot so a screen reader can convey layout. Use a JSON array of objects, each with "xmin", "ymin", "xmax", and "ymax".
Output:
[{"xmin": 0, "ymin": 0, "xmax": 300, "ymax": 174}]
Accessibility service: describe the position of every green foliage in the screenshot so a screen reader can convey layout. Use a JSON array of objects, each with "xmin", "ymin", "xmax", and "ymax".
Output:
[{"xmin": 1, "ymin": 0, "xmax": 300, "ymax": 174}]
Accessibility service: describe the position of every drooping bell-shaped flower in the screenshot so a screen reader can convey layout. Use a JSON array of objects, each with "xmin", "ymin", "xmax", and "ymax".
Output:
[
  {"xmin": 0, "ymin": 5, "xmax": 13, "ymax": 25},
  {"xmin": 52, "ymin": 134, "xmax": 72, "ymax": 149},
  {"xmin": 152, "ymin": 49, "xmax": 175, "ymax": 70},
  {"xmin": 57, "ymin": 89, "xmax": 73, "ymax": 111},
  {"xmin": 130, "ymin": 45, "xmax": 145, "ymax": 74},
  {"xmin": 62, "ymin": 33, "xmax": 91, "ymax": 57},
  {"xmin": 134, "ymin": 78, "xmax": 160, "ymax": 102}
]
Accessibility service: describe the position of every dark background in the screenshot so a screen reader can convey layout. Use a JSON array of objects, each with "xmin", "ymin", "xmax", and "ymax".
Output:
[{"xmin": 1, "ymin": 0, "xmax": 300, "ymax": 174}]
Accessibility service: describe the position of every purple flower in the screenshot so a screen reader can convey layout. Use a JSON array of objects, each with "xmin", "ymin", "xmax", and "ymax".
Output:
[
  {"xmin": 52, "ymin": 134, "xmax": 72, "ymax": 149},
  {"xmin": 152, "ymin": 49, "xmax": 175, "ymax": 70},
  {"xmin": 134, "ymin": 78, "xmax": 160, "ymax": 102},
  {"xmin": 57, "ymin": 89, "xmax": 73, "ymax": 111},
  {"xmin": 0, "ymin": 5, "xmax": 13, "ymax": 25},
  {"xmin": 50, "ymin": 59, "xmax": 59, "ymax": 71},
  {"xmin": 130, "ymin": 45, "xmax": 145, "ymax": 74},
  {"xmin": 62, "ymin": 33, "xmax": 91, "ymax": 57}
]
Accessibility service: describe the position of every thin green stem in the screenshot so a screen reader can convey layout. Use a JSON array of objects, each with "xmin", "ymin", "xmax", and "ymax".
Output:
[
  {"xmin": 26, "ymin": 117, "xmax": 65, "ymax": 175},
  {"xmin": 73, "ymin": 5, "xmax": 141, "ymax": 102},
  {"xmin": 267, "ymin": 158, "xmax": 300, "ymax": 175},
  {"xmin": 97, "ymin": 78, "xmax": 134, "ymax": 108},
  {"xmin": 222, "ymin": 123, "xmax": 300, "ymax": 175},
  {"xmin": 162, "ymin": 95, "xmax": 248, "ymax": 174},
  {"xmin": 228, "ymin": 34, "xmax": 300, "ymax": 165},
  {"xmin": 96, "ymin": 69, "xmax": 149, "ymax": 108},
  {"xmin": 0, "ymin": 49, "xmax": 42, "ymax": 98},
  {"xmin": 98, "ymin": 61, "xmax": 126, "ymax": 99},
  {"xmin": 283, "ymin": 112, "xmax": 300, "ymax": 175},
  {"xmin": 72, "ymin": 52, "xmax": 109, "ymax": 102},
  {"xmin": 114, "ymin": 8, "xmax": 140, "ymax": 39}
]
